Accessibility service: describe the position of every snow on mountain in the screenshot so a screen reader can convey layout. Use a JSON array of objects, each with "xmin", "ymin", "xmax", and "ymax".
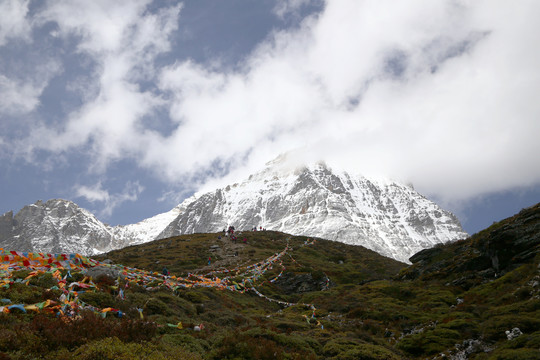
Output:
[
  {"xmin": 159, "ymin": 160, "xmax": 468, "ymax": 263},
  {"xmin": 111, "ymin": 205, "xmax": 183, "ymax": 246},
  {"xmin": 0, "ymin": 199, "xmax": 115, "ymax": 255},
  {"xmin": 0, "ymin": 158, "xmax": 468, "ymax": 262},
  {"xmin": 0, "ymin": 199, "xmax": 182, "ymax": 256}
]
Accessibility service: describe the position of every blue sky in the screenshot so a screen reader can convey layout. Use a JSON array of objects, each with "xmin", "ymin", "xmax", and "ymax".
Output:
[{"xmin": 1, "ymin": 0, "xmax": 539, "ymax": 235}]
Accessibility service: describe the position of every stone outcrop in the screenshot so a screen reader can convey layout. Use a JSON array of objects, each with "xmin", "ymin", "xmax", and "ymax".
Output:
[{"xmin": 402, "ymin": 203, "xmax": 540, "ymax": 288}]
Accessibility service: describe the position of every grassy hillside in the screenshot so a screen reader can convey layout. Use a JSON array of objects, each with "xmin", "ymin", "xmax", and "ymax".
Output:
[{"xmin": 0, "ymin": 205, "xmax": 539, "ymax": 359}]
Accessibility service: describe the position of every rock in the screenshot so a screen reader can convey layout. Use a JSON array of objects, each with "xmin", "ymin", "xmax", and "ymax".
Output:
[
  {"xmin": 274, "ymin": 272, "xmax": 333, "ymax": 294},
  {"xmin": 505, "ymin": 327, "xmax": 523, "ymax": 340},
  {"xmin": 409, "ymin": 247, "xmax": 443, "ymax": 264},
  {"xmin": 84, "ymin": 266, "xmax": 123, "ymax": 280},
  {"xmin": 402, "ymin": 203, "xmax": 540, "ymax": 285},
  {"xmin": 451, "ymin": 339, "xmax": 493, "ymax": 359}
]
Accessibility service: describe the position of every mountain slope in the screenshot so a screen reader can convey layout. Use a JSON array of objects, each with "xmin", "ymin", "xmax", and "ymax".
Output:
[
  {"xmin": 0, "ymin": 160, "xmax": 466, "ymax": 261},
  {"xmin": 0, "ymin": 199, "xmax": 182, "ymax": 255},
  {"xmin": 0, "ymin": 199, "xmax": 115, "ymax": 254},
  {"xmin": 158, "ymin": 161, "xmax": 467, "ymax": 263},
  {"xmin": 111, "ymin": 205, "xmax": 183, "ymax": 246},
  {"xmin": 401, "ymin": 202, "xmax": 540, "ymax": 286},
  {"xmin": 0, "ymin": 204, "xmax": 538, "ymax": 359}
]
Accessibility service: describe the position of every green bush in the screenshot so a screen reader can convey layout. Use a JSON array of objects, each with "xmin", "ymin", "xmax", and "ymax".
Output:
[
  {"xmin": 488, "ymin": 348, "xmax": 540, "ymax": 360},
  {"xmin": 155, "ymin": 292, "xmax": 196, "ymax": 316},
  {"xmin": 397, "ymin": 328, "xmax": 461, "ymax": 356},
  {"xmin": 177, "ymin": 289, "xmax": 209, "ymax": 304},
  {"xmin": 481, "ymin": 315, "xmax": 540, "ymax": 342},
  {"xmin": 161, "ymin": 333, "xmax": 210, "ymax": 354},
  {"xmin": 71, "ymin": 337, "xmax": 202, "ymax": 360},
  {"xmin": 11, "ymin": 270, "xmax": 31, "ymax": 280},
  {"xmin": 322, "ymin": 338, "xmax": 364, "ymax": 357},
  {"xmin": 440, "ymin": 318, "xmax": 479, "ymax": 337},
  {"xmin": 145, "ymin": 297, "xmax": 173, "ymax": 316},
  {"xmin": 31, "ymin": 273, "xmax": 58, "ymax": 288},
  {"xmin": 380, "ymin": 285, "xmax": 416, "ymax": 301},
  {"xmin": 334, "ymin": 343, "xmax": 401, "ymax": 360},
  {"xmin": 209, "ymin": 328, "xmax": 317, "ymax": 360},
  {"xmin": 2, "ymin": 282, "xmax": 42, "ymax": 304},
  {"xmin": 79, "ymin": 291, "xmax": 115, "ymax": 308}
]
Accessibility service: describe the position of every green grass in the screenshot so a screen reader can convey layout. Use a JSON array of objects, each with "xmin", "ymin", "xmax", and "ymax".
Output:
[{"xmin": 0, "ymin": 208, "xmax": 538, "ymax": 360}]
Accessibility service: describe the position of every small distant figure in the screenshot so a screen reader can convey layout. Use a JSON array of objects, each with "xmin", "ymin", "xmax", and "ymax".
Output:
[
  {"xmin": 208, "ymin": 256, "xmax": 212, "ymax": 265},
  {"xmin": 194, "ymin": 323, "xmax": 205, "ymax": 331},
  {"xmin": 243, "ymin": 238, "xmax": 247, "ymax": 244},
  {"xmin": 162, "ymin": 267, "xmax": 169, "ymax": 276}
]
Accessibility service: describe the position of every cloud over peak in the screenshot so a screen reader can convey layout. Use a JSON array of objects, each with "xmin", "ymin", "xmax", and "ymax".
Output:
[{"xmin": 2, "ymin": 0, "xmax": 540, "ymax": 220}]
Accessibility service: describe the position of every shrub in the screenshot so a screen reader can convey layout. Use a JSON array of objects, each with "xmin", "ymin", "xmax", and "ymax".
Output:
[
  {"xmin": 209, "ymin": 328, "xmax": 316, "ymax": 360},
  {"xmin": 177, "ymin": 289, "xmax": 209, "ymax": 304},
  {"xmin": 488, "ymin": 348, "xmax": 540, "ymax": 360},
  {"xmin": 335, "ymin": 343, "xmax": 401, "ymax": 360},
  {"xmin": 440, "ymin": 318, "xmax": 479, "ymax": 337},
  {"xmin": 71, "ymin": 337, "xmax": 202, "ymax": 360},
  {"xmin": 5, "ymin": 283, "xmax": 43, "ymax": 304},
  {"xmin": 380, "ymin": 285, "xmax": 415, "ymax": 301},
  {"xmin": 28, "ymin": 272, "xmax": 57, "ymax": 288},
  {"xmin": 322, "ymin": 338, "xmax": 363, "ymax": 357},
  {"xmin": 145, "ymin": 297, "xmax": 173, "ymax": 316},
  {"xmin": 94, "ymin": 274, "xmax": 116, "ymax": 288},
  {"xmin": 155, "ymin": 292, "xmax": 196, "ymax": 316},
  {"xmin": 481, "ymin": 315, "xmax": 540, "ymax": 342},
  {"xmin": 161, "ymin": 333, "xmax": 210, "ymax": 354},
  {"xmin": 79, "ymin": 291, "xmax": 115, "ymax": 308},
  {"xmin": 397, "ymin": 328, "xmax": 461, "ymax": 356},
  {"xmin": 11, "ymin": 270, "xmax": 30, "ymax": 280},
  {"xmin": 26, "ymin": 312, "xmax": 157, "ymax": 352}
]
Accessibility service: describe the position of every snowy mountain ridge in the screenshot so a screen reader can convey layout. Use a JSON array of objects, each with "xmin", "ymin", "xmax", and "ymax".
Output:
[
  {"xmin": 0, "ymin": 161, "xmax": 468, "ymax": 262},
  {"xmin": 158, "ymin": 161, "xmax": 468, "ymax": 262},
  {"xmin": 0, "ymin": 200, "xmax": 182, "ymax": 255}
]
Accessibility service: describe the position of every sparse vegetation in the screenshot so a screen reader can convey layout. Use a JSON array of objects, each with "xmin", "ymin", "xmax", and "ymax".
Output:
[{"xmin": 0, "ymin": 203, "xmax": 538, "ymax": 359}]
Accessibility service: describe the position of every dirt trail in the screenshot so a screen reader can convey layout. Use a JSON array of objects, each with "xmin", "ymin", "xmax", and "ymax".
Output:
[{"xmin": 197, "ymin": 235, "xmax": 248, "ymax": 273}]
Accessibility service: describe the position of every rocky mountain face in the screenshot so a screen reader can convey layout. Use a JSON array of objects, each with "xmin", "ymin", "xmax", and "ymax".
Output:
[
  {"xmin": 0, "ymin": 199, "xmax": 180, "ymax": 255},
  {"xmin": 159, "ymin": 161, "xmax": 468, "ymax": 263},
  {"xmin": 0, "ymin": 160, "xmax": 467, "ymax": 262},
  {"xmin": 402, "ymin": 202, "xmax": 540, "ymax": 287},
  {"xmin": 0, "ymin": 199, "xmax": 114, "ymax": 254}
]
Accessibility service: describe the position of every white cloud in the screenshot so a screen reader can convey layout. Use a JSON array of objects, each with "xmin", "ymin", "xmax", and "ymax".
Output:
[
  {"xmin": 17, "ymin": 0, "xmax": 181, "ymax": 165},
  {"xmin": 0, "ymin": 0, "xmax": 31, "ymax": 46},
  {"xmin": 0, "ymin": 57, "xmax": 62, "ymax": 116},
  {"xmin": 9, "ymin": 0, "xmax": 540, "ymax": 208},
  {"xmin": 75, "ymin": 181, "xmax": 144, "ymax": 218},
  {"xmin": 0, "ymin": 74, "xmax": 41, "ymax": 114},
  {"xmin": 0, "ymin": 48, "xmax": 61, "ymax": 119},
  {"xmin": 273, "ymin": 0, "xmax": 313, "ymax": 19},
  {"xmin": 154, "ymin": 0, "xmax": 540, "ymax": 202},
  {"xmin": 75, "ymin": 182, "xmax": 110, "ymax": 203}
]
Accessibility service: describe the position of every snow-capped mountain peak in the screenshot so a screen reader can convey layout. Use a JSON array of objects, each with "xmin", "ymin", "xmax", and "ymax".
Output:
[
  {"xmin": 158, "ymin": 162, "xmax": 468, "ymax": 262},
  {"xmin": 0, "ymin": 161, "xmax": 467, "ymax": 263}
]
